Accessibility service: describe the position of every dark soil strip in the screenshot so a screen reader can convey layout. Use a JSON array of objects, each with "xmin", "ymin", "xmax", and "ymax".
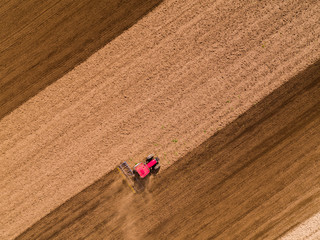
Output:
[{"xmin": 0, "ymin": 0, "xmax": 163, "ymax": 120}]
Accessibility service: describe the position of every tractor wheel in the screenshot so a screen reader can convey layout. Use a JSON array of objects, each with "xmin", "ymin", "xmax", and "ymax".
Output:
[
  {"xmin": 133, "ymin": 170, "xmax": 140, "ymax": 179},
  {"xmin": 146, "ymin": 154, "xmax": 154, "ymax": 163},
  {"xmin": 151, "ymin": 163, "xmax": 160, "ymax": 175}
]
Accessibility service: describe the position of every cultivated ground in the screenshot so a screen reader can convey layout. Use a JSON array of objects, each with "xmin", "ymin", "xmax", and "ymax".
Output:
[
  {"xmin": 16, "ymin": 62, "xmax": 320, "ymax": 239},
  {"xmin": 0, "ymin": 0, "xmax": 162, "ymax": 119},
  {"xmin": 0, "ymin": 0, "xmax": 319, "ymax": 239}
]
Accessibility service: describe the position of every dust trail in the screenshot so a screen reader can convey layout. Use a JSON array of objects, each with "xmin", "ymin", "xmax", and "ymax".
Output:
[{"xmin": 115, "ymin": 177, "xmax": 156, "ymax": 240}]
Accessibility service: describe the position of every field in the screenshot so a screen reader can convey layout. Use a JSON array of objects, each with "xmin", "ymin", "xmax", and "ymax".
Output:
[{"xmin": 1, "ymin": 0, "xmax": 319, "ymax": 239}]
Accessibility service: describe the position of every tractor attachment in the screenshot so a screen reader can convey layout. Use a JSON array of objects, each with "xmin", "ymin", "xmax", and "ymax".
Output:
[{"xmin": 117, "ymin": 161, "xmax": 145, "ymax": 193}]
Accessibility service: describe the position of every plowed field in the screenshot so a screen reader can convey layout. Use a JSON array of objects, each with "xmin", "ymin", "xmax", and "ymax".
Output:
[
  {"xmin": 1, "ymin": 0, "xmax": 319, "ymax": 239},
  {"xmin": 17, "ymin": 61, "xmax": 320, "ymax": 239}
]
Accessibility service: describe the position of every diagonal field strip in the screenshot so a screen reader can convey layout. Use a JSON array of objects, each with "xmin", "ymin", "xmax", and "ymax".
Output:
[
  {"xmin": 0, "ymin": 0, "xmax": 163, "ymax": 119},
  {"xmin": 16, "ymin": 60, "xmax": 320, "ymax": 239},
  {"xmin": 280, "ymin": 212, "xmax": 320, "ymax": 239}
]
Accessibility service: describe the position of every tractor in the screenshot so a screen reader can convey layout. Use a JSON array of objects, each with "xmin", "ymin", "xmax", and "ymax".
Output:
[{"xmin": 118, "ymin": 154, "xmax": 160, "ymax": 193}]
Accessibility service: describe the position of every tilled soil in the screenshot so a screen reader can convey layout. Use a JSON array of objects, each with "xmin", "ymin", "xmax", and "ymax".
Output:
[
  {"xmin": 16, "ymin": 60, "xmax": 320, "ymax": 239},
  {"xmin": 0, "ymin": 0, "xmax": 162, "ymax": 119},
  {"xmin": 1, "ymin": 0, "xmax": 320, "ymax": 239}
]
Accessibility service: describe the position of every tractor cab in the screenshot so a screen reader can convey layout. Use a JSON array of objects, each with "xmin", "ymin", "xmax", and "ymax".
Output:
[
  {"xmin": 134, "ymin": 163, "xmax": 150, "ymax": 178},
  {"xmin": 134, "ymin": 159, "xmax": 158, "ymax": 178}
]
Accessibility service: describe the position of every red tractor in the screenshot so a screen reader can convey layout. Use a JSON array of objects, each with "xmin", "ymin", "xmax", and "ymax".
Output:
[{"xmin": 118, "ymin": 154, "xmax": 160, "ymax": 193}]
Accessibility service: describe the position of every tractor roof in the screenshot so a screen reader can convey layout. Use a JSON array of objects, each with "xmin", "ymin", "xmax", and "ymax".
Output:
[{"xmin": 135, "ymin": 163, "xmax": 150, "ymax": 178}]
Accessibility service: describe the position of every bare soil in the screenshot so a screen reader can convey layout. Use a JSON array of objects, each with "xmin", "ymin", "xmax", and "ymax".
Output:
[
  {"xmin": 0, "ymin": 0, "xmax": 320, "ymax": 239},
  {"xmin": 16, "ymin": 60, "xmax": 320, "ymax": 239},
  {"xmin": 0, "ymin": 0, "xmax": 162, "ymax": 119}
]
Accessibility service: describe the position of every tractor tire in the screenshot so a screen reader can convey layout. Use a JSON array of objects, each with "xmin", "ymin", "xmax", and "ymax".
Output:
[
  {"xmin": 146, "ymin": 154, "xmax": 154, "ymax": 163},
  {"xmin": 133, "ymin": 170, "xmax": 140, "ymax": 179},
  {"xmin": 151, "ymin": 163, "xmax": 160, "ymax": 175}
]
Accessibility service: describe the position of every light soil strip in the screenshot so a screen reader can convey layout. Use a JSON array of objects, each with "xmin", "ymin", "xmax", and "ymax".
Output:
[{"xmin": 281, "ymin": 212, "xmax": 320, "ymax": 240}]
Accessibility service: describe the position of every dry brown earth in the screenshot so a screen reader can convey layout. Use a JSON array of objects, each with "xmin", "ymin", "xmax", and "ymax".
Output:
[
  {"xmin": 0, "ymin": 0, "xmax": 162, "ymax": 119},
  {"xmin": 16, "ymin": 60, "xmax": 320, "ymax": 239},
  {"xmin": 1, "ymin": 0, "xmax": 320, "ymax": 239},
  {"xmin": 281, "ymin": 212, "xmax": 320, "ymax": 240}
]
